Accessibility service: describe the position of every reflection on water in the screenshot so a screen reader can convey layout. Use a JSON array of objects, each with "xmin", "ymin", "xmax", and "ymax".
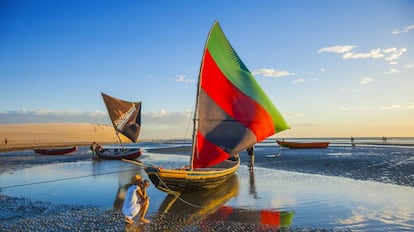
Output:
[
  {"xmin": 233, "ymin": 167, "xmax": 414, "ymax": 231},
  {"xmin": 249, "ymin": 169, "xmax": 259, "ymax": 199},
  {"xmin": 158, "ymin": 174, "xmax": 239, "ymax": 216},
  {"xmin": 1, "ymin": 153, "xmax": 414, "ymax": 231},
  {"xmin": 206, "ymin": 206, "xmax": 294, "ymax": 227}
]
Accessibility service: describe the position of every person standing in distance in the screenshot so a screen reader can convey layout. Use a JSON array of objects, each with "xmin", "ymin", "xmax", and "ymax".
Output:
[{"xmin": 247, "ymin": 146, "xmax": 255, "ymax": 170}]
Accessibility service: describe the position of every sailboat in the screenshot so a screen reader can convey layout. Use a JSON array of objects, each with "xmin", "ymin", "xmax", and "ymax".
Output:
[
  {"xmin": 97, "ymin": 92, "xmax": 142, "ymax": 160},
  {"xmin": 144, "ymin": 21, "xmax": 289, "ymax": 193}
]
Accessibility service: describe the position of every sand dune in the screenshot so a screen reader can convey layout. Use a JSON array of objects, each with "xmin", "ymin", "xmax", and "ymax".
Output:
[{"xmin": 0, "ymin": 123, "xmax": 130, "ymax": 152}]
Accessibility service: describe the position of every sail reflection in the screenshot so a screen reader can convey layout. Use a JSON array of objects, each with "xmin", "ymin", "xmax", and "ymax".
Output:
[{"xmin": 205, "ymin": 206, "xmax": 294, "ymax": 228}]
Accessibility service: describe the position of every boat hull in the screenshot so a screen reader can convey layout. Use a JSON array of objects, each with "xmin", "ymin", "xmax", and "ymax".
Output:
[
  {"xmin": 97, "ymin": 148, "xmax": 142, "ymax": 160},
  {"xmin": 276, "ymin": 140, "xmax": 329, "ymax": 149},
  {"xmin": 34, "ymin": 146, "xmax": 77, "ymax": 155},
  {"xmin": 145, "ymin": 159, "xmax": 240, "ymax": 193}
]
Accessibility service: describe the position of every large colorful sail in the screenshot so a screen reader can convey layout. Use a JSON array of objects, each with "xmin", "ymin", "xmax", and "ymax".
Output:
[
  {"xmin": 101, "ymin": 93, "xmax": 142, "ymax": 143},
  {"xmin": 193, "ymin": 21, "xmax": 289, "ymax": 168}
]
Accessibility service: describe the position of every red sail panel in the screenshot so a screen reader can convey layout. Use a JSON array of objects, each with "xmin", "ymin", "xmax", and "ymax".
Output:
[
  {"xmin": 201, "ymin": 50, "xmax": 275, "ymax": 141},
  {"xmin": 193, "ymin": 132, "xmax": 231, "ymax": 168}
]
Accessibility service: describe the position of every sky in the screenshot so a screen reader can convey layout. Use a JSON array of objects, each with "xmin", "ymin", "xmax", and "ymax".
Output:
[{"xmin": 1, "ymin": 0, "xmax": 413, "ymax": 139}]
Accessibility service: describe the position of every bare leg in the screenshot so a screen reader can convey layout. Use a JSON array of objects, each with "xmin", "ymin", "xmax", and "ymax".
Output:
[{"xmin": 139, "ymin": 199, "xmax": 150, "ymax": 223}]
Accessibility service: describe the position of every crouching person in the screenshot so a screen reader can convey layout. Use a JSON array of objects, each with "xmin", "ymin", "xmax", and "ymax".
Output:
[{"xmin": 122, "ymin": 175, "xmax": 150, "ymax": 224}]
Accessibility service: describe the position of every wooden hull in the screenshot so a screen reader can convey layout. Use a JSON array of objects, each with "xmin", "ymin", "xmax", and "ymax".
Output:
[
  {"xmin": 276, "ymin": 140, "xmax": 329, "ymax": 149},
  {"xmin": 97, "ymin": 148, "xmax": 142, "ymax": 160},
  {"xmin": 34, "ymin": 146, "xmax": 77, "ymax": 155},
  {"xmin": 145, "ymin": 159, "xmax": 240, "ymax": 193}
]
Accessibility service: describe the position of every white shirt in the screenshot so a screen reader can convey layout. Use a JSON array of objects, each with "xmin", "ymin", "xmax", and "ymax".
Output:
[{"xmin": 122, "ymin": 184, "xmax": 142, "ymax": 219}]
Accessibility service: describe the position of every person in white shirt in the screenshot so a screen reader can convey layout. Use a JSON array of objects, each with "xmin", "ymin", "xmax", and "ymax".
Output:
[{"xmin": 122, "ymin": 174, "xmax": 150, "ymax": 224}]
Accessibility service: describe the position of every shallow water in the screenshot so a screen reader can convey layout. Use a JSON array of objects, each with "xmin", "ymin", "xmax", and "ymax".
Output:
[{"xmin": 1, "ymin": 143, "xmax": 414, "ymax": 231}]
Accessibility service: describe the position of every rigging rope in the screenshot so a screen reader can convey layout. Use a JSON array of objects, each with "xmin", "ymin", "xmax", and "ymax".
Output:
[
  {"xmin": 128, "ymin": 158, "xmax": 202, "ymax": 209},
  {"xmin": 0, "ymin": 168, "xmax": 140, "ymax": 190},
  {"xmin": 1, "ymin": 158, "xmax": 203, "ymax": 209}
]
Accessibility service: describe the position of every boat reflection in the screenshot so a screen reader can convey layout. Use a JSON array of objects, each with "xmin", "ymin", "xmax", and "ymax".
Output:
[{"xmin": 155, "ymin": 174, "xmax": 240, "ymax": 229}]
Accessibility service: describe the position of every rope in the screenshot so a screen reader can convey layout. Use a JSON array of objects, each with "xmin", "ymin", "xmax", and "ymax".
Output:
[
  {"xmin": 1, "ymin": 158, "xmax": 202, "ymax": 209},
  {"xmin": 149, "ymin": 166, "xmax": 202, "ymax": 209},
  {"xmin": 124, "ymin": 156, "xmax": 202, "ymax": 209},
  {"xmin": 0, "ymin": 168, "xmax": 139, "ymax": 190}
]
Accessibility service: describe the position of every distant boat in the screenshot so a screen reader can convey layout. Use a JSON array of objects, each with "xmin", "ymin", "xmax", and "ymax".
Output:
[
  {"xmin": 34, "ymin": 146, "xmax": 77, "ymax": 155},
  {"xmin": 96, "ymin": 147, "xmax": 142, "ymax": 160},
  {"xmin": 98, "ymin": 93, "xmax": 142, "ymax": 160},
  {"xmin": 142, "ymin": 21, "xmax": 289, "ymax": 193},
  {"xmin": 276, "ymin": 140, "xmax": 329, "ymax": 149}
]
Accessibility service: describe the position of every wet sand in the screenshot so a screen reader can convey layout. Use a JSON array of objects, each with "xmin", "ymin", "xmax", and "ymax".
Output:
[{"xmin": 1, "ymin": 143, "xmax": 413, "ymax": 231}]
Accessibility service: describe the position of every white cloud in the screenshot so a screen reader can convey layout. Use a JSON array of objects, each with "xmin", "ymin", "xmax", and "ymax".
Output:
[
  {"xmin": 357, "ymin": 105, "xmax": 368, "ymax": 111},
  {"xmin": 360, "ymin": 76, "xmax": 373, "ymax": 85},
  {"xmin": 380, "ymin": 105, "xmax": 401, "ymax": 110},
  {"xmin": 384, "ymin": 68, "xmax": 399, "ymax": 74},
  {"xmin": 252, "ymin": 68, "xmax": 295, "ymax": 78},
  {"xmin": 343, "ymin": 48, "xmax": 384, "ymax": 59},
  {"xmin": 319, "ymin": 45, "xmax": 406, "ymax": 65},
  {"xmin": 380, "ymin": 103, "xmax": 414, "ymax": 110},
  {"xmin": 405, "ymin": 64, "xmax": 414, "ymax": 68},
  {"xmin": 384, "ymin": 48, "xmax": 407, "ymax": 62},
  {"xmin": 284, "ymin": 112, "xmax": 304, "ymax": 118},
  {"xmin": 339, "ymin": 103, "xmax": 414, "ymax": 112},
  {"xmin": 320, "ymin": 68, "xmax": 326, "ymax": 72},
  {"xmin": 143, "ymin": 110, "xmax": 192, "ymax": 125},
  {"xmin": 292, "ymin": 78, "xmax": 305, "ymax": 84},
  {"xmin": 392, "ymin": 24, "xmax": 414, "ymax": 34},
  {"xmin": 0, "ymin": 110, "xmax": 109, "ymax": 124},
  {"xmin": 0, "ymin": 109, "xmax": 196, "ymax": 128},
  {"xmin": 318, "ymin": 45, "xmax": 356, "ymax": 54},
  {"xmin": 175, "ymin": 74, "xmax": 193, "ymax": 83}
]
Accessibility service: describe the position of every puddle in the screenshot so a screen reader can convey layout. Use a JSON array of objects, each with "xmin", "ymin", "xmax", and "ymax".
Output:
[{"xmin": 1, "ymin": 153, "xmax": 413, "ymax": 231}]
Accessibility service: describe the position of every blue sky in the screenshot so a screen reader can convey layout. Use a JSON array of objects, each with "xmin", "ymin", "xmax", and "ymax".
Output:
[{"xmin": 1, "ymin": 0, "xmax": 413, "ymax": 139}]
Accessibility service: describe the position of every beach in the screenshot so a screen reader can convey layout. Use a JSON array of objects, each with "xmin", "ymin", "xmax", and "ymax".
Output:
[
  {"xmin": 0, "ymin": 123, "xmax": 127, "ymax": 152},
  {"xmin": 1, "ymin": 125, "xmax": 413, "ymax": 231}
]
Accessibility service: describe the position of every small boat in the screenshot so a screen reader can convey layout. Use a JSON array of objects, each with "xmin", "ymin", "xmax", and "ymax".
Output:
[
  {"xmin": 142, "ymin": 21, "xmax": 289, "ymax": 193},
  {"xmin": 96, "ymin": 147, "xmax": 142, "ymax": 160},
  {"xmin": 276, "ymin": 140, "xmax": 329, "ymax": 149},
  {"xmin": 98, "ymin": 93, "xmax": 143, "ymax": 160},
  {"xmin": 34, "ymin": 146, "xmax": 77, "ymax": 155}
]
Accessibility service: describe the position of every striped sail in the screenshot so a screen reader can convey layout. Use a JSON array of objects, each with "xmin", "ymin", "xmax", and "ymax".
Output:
[
  {"xmin": 101, "ymin": 93, "xmax": 142, "ymax": 143},
  {"xmin": 192, "ymin": 21, "xmax": 289, "ymax": 168}
]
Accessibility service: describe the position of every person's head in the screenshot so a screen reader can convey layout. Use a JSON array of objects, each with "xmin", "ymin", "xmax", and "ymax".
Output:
[
  {"xmin": 142, "ymin": 179, "xmax": 150, "ymax": 188},
  {"xmin": 131, "ymin": 174, "xmax": 142, "ymax": 185}
]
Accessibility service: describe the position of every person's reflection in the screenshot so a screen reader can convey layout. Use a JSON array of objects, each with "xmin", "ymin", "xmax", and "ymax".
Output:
[
  {"xmin": 249, "ymin": 169, "xmax": 259, "ymax": 199},
  {"xmin": 113, "ymin": 184, "xmax": 128, "ymax": 209}
]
